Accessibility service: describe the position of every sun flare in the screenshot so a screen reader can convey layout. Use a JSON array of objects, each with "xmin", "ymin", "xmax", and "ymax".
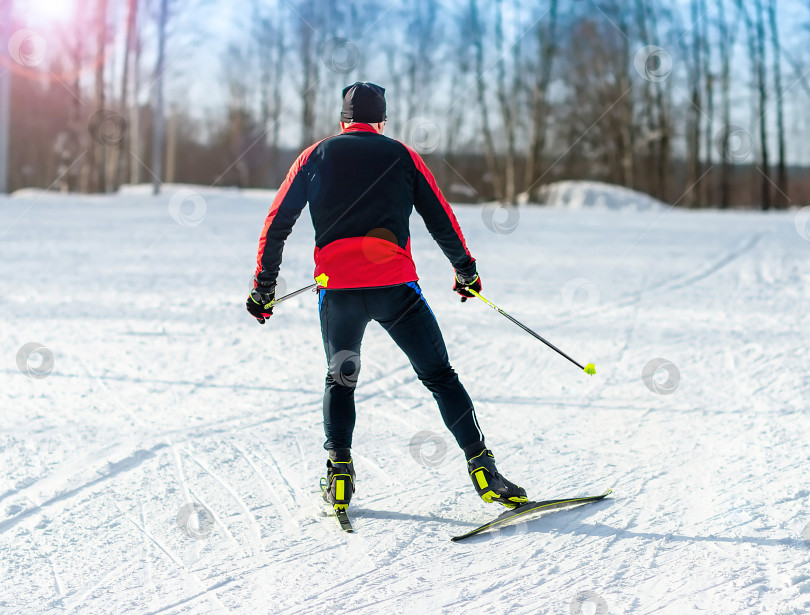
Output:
[{"xmin": 22, "ymin": 0, "xmax": 76, "ymax": 24}]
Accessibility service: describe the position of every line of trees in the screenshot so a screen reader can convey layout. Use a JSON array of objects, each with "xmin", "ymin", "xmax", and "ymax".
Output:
[{"xmin": 3, "ymin": 0, "xmax": 810, "ymax": 208}]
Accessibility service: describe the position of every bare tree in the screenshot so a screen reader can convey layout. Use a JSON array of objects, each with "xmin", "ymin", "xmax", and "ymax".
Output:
[
  {"xmin": 716, "ymin": 0, "xmax": 738, "ymax": 208},
  {"xmin": 739, "ymin": 0, "xmax": 772, "ymax": 209},
  {"xmin": 685, "ymin": 0, "xmax": 706, "ymax": 207},
  {"xmin": 523, "ymin": 0, "xmax": 559, "ymax": 199},
  {"xmin": 298, "ymin": 0, "xmax": 321, "ymax": 148},
  {"xmin": 493, "ymin": 0, "xmax": 520, "ymax": 203},
  {"xmin": 117, "ymin": 0, "xmax": 138, "ymax": 188},
  {"xmin": 469, "ymin": 0, "xmax": 502, "ymax": 199},
  {"xmin": 152, "ymin": 0, "xmax": 169, "ymax": 195},
  {"xmin": 634, "ymin": 0, "xmax": 674, "ymax": 201},
  {"xmin": 252, "ymin": 4, "xmax": 287, "ymax": 185},
  {"xmin": 768, "ymin": 0, "xmax": 789, "ymax": 207},
  {"xmin": 700, "ymin": 0, "xmax": 714, "ymax": 205}
]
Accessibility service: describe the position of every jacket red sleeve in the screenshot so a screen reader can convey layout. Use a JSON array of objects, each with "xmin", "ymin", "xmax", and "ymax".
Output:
[
  {"xmin": 405, "ymin": 146, "xmax": 476, "ymax": 278},
  {"xmin": 253, "ymin": 143, "xmax": 319, "ymax": 287}
]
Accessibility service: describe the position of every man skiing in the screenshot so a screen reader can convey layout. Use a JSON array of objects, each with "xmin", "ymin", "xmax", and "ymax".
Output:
[{"xmin": 246, "ymin": 82, "xmax": 527, "ymax": 515}]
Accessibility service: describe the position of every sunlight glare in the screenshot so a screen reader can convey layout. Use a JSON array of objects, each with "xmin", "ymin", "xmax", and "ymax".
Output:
[{"xmin": 23, "ymin": 0, "xmax": 76, "ymax": 24}]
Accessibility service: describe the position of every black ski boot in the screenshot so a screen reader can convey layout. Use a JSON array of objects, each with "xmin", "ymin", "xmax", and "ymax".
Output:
[
  {"xmin": 467, "ymin": 449, "xmax": 528, "ymax": 509},
  {"xmin": 321, "ymin": 449, "xmax": 355, "ymax": 511}
]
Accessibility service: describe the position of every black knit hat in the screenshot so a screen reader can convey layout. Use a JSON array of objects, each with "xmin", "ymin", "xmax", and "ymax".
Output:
[{"xmin": 340, "ymin": 82, "xmax": 387, "ymax": 124}]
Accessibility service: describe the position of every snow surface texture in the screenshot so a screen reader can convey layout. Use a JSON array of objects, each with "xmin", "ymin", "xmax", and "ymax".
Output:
[{"xmin": 1, "ymin": 186, "xmax": 810, "ymax": 614}]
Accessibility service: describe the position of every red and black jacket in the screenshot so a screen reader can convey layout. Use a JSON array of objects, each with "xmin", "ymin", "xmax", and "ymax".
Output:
[{"xmin": 254, "ymin": 123, "xmax": 475, "ymax": 290}]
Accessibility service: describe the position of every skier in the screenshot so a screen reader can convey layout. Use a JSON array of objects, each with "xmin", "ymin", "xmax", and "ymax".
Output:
[{"xmin": 246, "ymin": 82, "xmax": 527, "ymax": 514}]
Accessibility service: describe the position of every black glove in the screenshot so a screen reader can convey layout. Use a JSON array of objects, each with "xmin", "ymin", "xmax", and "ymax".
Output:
[
  {"xmin": 453, "ymin": 270, "xmax": 482, "ymax": 302},
  {"xmin": 246, "ymin": 279, "xmax": 275, "ymax": 324}
]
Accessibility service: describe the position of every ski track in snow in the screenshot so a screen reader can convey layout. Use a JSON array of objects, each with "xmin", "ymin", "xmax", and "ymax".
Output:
[{"xmin": 1, "ymin": 193, "xmax": 810, "ymax": 614}]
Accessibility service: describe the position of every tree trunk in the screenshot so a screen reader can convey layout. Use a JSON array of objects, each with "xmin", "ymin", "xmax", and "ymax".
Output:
[
  {"xmin": 752, "ymin": 0, "xmax": 772, "ymax": 210},
  {"xmin": 470, "ymin": 0, "xmax": 502, "ymax": 200},
  {"xmin": 151, "ymin": 0, "xmax": 168, "ymax": 196},
  {"xmin": 768, "ymin": 0, "xmax": 788, "ymax": 207},
  {"xmin": 686, "ymin": 0, "xmax": 703, "ymax": 207},
  {"xmin": 299, "ymin": 0, "xmax": 319, "ymax": 148},
  {"xmin": 117, "ymin": 0, "xmax": 137, "ymax": 188},
  {"xmin": 700, "ymin": 0, "xmax": 713, "ymax": 205},
  {"xmin": 94, "ymin": 0, "xmax": 108, "ymax": 193},
  {"xmin": 494, "ymin": 0, "xmax": 516, "ymax": 203},
  {"xmin": 718, "ymin": 0, "xmax": 733, "ymax": 209},
  {"xmin": 130, "ymin": 17, "xmax": 142, "ymax": 185},
  {"xmin": 524, "ymin": 0, "xmax": 558, "ymax": 198},
  {"xmin": 0, "ymin": 0, "xmax": 12, "ymax": 193},
  {"xmin": 165, "ymin": 107, "xmax": 177, "ymax": 183}
]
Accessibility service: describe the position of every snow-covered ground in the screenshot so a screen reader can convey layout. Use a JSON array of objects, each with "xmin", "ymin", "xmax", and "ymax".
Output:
[{"xmin": 1, "ymin": 185, "xmax": 809, "ymax": 614}]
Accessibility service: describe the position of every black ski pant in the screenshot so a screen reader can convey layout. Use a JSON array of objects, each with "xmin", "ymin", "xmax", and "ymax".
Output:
[{"xmin": 318, "ymin": 282, "xmax": 484, "ymax": 453}]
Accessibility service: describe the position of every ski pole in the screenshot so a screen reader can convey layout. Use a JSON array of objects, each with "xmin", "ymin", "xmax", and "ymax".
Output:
[
  {"xmin": 270, "ymin": 283, "xmax": 317, "ymax": 307},
  {"xmin": 468, "ymin": 288, "xmax": 596, "ymax": 375}
]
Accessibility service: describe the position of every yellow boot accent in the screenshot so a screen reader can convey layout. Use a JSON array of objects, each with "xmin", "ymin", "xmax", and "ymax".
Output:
[
  {"xmin": 480, "ymin": 490, "xmax": 497, "ymax": 503},
  {"xmin": 336, "ymin": 478, "xmax": 345, "ymax": 501},
  {"xmin": 474, "ymin": 470, "xmax": 489, "ymax": 490}
]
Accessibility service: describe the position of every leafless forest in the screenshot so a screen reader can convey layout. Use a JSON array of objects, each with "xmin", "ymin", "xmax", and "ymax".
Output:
[{"xmin": 2, "ymin": 0, "xmax": 810, "ymax": 208}]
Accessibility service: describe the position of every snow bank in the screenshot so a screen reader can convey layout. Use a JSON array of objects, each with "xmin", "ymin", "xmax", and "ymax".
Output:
[{"xmin": 532, "ymin": 180, "xmax": 667, "ymax": 212}]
